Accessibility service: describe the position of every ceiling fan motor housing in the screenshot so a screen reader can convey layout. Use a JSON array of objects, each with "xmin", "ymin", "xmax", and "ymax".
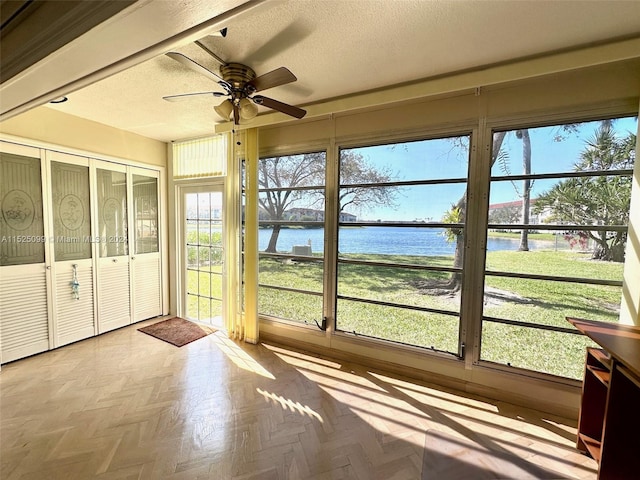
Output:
[{"xmin": 220, "ymin": 63, "xmax": 256, "ymax": 89}]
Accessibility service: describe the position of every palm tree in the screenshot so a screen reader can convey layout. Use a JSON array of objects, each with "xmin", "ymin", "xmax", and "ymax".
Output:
[
  {"xmin": 516, "ymin": 129, "xmax": 532, "ymax": 251},
  {"xmin": 534, "ymin": 123, "xmax": 635, "ymax": 262}
]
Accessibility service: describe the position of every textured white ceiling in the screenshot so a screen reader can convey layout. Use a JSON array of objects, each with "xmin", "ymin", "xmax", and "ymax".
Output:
[{"xmin": 44, "ymin": 0, "xmax": 640, "ymax": 142}]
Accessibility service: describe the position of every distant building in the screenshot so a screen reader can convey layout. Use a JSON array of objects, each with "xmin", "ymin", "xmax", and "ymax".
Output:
[
  {"xmin": 286, "ymin": 207, "xmax": 324, "ymax": 221},
  {"xmin": 283, "ymin": 207, "xmax": 357, "ymax": 222},
  {"xmin": 488, "ymin": 198, "xmax": 552, "ymax": 225},
  {"xmin": 339, "ymin": 211, "xmax": 357, "ymax": 222}
]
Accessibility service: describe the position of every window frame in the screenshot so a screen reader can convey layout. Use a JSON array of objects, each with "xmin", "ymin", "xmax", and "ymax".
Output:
[
  {"xmin": 332, "ymin": 131, "xmax": 475, "ymax": 356},
  {"xmin": 254, "ymin": 103, "xmax": 638, "ymax": 387},
  {"xmin": 253, "ymin": 149, "xmax": 328, "ymax": 328},
  {"xmin": 474, "ymin": 113, "xmax": 637, "ymax": 381}
]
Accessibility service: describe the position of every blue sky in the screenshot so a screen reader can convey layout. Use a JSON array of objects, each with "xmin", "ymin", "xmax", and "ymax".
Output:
[{"xmin": 342, "ymin": 117, "xmax": 637, "ymax": 222}]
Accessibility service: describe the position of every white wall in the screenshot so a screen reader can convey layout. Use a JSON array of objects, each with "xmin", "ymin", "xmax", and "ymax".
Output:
[
  {"xmin": 620, "ymin": 107, "xmax": 640, "ymax": 326},
  {"xmin": 0, "ymin": 106, "xmax": 167, "ymax": 167}
]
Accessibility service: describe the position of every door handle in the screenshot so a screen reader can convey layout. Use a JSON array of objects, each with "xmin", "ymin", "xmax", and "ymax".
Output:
[{"xmin": 112, "ymin": 258, "xmax": 118, "ymax": 263}]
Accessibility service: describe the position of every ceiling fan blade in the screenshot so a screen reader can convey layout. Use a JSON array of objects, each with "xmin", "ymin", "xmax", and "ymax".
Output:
[
  {"xmin": 246, "ymin": 67, "xmax": 297, "ymax": 93},
  {"xmin": 163, "ymin": 91, "xmax": 226, "ymax": 102},
  {"xmin": 166, "ymin": 51, "xmax": 222, "ymax": 82},
  {"xmin": 194, "ymin": 40, "xmax": 226, "ymax": 66},
  {"xmin": 253, "ymin": 95, "xmax": 306, "ymax": 119}
]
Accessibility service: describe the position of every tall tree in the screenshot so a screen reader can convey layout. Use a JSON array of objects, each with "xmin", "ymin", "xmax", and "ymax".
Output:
[
  {"xmin": 338, "ymin": 150, "xmax": 397, "ymax": 217},
  {"xmin": 258, "ymin": 151, "xmax": 398, "ymax": 252},
  {"xmin": 534, "ymin": 124, "xmax": 635, "ymax": 262},
  {"xmin": 258, "ymin": 153, "xmax": 325, "ymax": 252},
  {"xmin": 443, "ymin": 131, "xmax": 507, "ymax": 290},
  {"xmin": 517, "ymin": 129, "xmax": 532, "ymax": 251},
  {"xmin": 493, "ymin": 129, "xmax": 534, "ymax": 249}
]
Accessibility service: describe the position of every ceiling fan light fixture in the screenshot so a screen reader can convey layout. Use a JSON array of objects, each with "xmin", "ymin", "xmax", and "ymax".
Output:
[
  {"xmin": 214, "ymin": 99, "xmax": 233, "ymax": 120},
  {"xmin": 239, "ymin": 98, "xmax": 259, "ymax": 120}
]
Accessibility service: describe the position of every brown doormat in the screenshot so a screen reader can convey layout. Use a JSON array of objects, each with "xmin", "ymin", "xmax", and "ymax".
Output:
[{"xmin": 138, "ymin": 317, "xmax": 216, "ymax": 347}]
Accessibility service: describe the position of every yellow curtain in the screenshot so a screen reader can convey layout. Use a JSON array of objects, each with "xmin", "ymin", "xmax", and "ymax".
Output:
[{"xmin": 224, "ymin": 128, "xmax": 259, "ymax": 342}]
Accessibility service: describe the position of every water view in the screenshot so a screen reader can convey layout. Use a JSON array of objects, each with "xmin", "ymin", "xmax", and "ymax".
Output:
[{"xmin": 258, "ymin": 226, "xmax": 570, "ymax": 255}]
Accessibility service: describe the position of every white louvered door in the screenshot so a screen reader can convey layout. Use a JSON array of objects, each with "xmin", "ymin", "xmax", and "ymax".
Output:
[
  {"xmin": 0, "ymin": 141, "xmax": 165, "ymax": 365},
  {"xmin": 0, "ymin": 142, "xmax": 51, "ymax": 363},
  {"xmin": 130, "ymin": 168, "xmax": 162, "ymax": 321},
  {"xmin": 0, "ymin": 265, "xmax": 50, "ymax": 362},
  {"xmin": 95, "ymin": 161, "xmax": 131, "ymax": 333},
  {"xmin": 48, "ymin": 152, "xmax": 96, "ymax": 347},
  {"xmin": 53, "ymin": 263, "xmax": 95, "ymax": 344}
]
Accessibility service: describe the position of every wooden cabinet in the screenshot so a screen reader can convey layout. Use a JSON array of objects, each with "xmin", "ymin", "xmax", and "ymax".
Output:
[
  {"xmin": 568, "ymin": 317, "xmax": 640, "ymax": 480},
  {"xmin": 576, "ymin": 347, "xmax": 609, "ymax": 461}
]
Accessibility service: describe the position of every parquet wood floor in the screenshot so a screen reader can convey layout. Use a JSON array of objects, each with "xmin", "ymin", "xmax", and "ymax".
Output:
[{"xmin": 0, "ymin": 319, "xmax": 598, "ymax": 479}]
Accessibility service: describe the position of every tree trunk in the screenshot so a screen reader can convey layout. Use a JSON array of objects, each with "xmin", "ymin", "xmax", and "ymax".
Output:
[
  {"xmin": 593, "ymin": 228, "xmax": 613, "ymax": 260},
  {"xmin": 445, "ymin": 233, "xmax": 465, "ymax": 292},
  {"xmin": 519, "ymin": 129, "xmax": 531, "ymax": 251},
  {"xmin": 447, "ymin": 131, "xmax": 507, "ymax": 289},
  {"xmin": 265, "ymin": 224, "xmax": 281, "ymax": 253},
  {"xmin": 610, "ymin": 235, "xmax": 626, "ymax": 262},
  {"xmin": 592, "ymin": 231, "xmax": 626, "ymax": 262}
]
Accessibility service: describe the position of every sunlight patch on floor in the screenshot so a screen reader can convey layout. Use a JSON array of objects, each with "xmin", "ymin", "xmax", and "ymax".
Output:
[
  {"xmin": 214, "ymin": 335, "xmax": 275, "ymax": 379},
  {"xmin": 261, "ymin": 343, "xmax": 343, "ymax": 369},
  {"xmin": 256, "ymin": 388, "xmax": 324, "ymax": 422}
]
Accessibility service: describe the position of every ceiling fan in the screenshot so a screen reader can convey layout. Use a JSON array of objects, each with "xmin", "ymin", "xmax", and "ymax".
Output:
[{"xmin": 163, "ymin": 40, "xmax": 306, "ymax": 125}]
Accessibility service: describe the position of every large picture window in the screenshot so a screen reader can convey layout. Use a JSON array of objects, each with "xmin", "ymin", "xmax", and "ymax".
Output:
[
  {"xmin": 481, "ymin": 117, "xmax": 637, "ymax": 379},
  {"xmin": 256, "ymin": 152, "xmax": 326, "ymax": 325},
  {"xmin": 335, "ymin": 136, "xmax": 470, "ymax": 354},
  {"xmin": 248, "ymin": 108, "xmax": 637, "ymax": 392}
]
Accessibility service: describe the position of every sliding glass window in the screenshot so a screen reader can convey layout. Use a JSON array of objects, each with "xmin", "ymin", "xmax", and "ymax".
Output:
[
  {"xmin": 256, "ymin": 152, "xmax": 326, "ymax": 325},
  {"xmin": 335, "ymin": 135, "xmax": 470, "ymax": 354},
  {"xmin": 481, "ymin": 117, "xmax": 637, "ymax": 379}
]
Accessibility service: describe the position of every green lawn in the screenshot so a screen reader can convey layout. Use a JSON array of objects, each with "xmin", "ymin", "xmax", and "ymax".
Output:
[
  {"xmin": 488, "ymin": 231, "xmax": 558, "ymax": 242},
  {"xmin": 257, "ymin": 250, "xmax": 623, "ymax": 379},
  {"xmin": 186, "ymin": 266, "xmax": 223, "ymax": 321}
]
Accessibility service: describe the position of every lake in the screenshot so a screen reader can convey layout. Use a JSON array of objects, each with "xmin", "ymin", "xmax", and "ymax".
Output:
[{"xmin": 258, "ymin": 226, "xmax": 567, "ymax": 255}]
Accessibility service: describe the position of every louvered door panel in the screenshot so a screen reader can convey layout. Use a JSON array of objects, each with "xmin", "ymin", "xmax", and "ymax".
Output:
[
  {"xmin": 49, "ymin": 155, "xmax": 95, "ymax": 347},
  {"xmin": 132, "ymin": 255, "xmax": 161, "ymax": 321},
  {"xmin": 95, "ymin": 163, "xmax": 131, "ymax": 333},
  {"xmin": 131, "ymin": 170, "xmax": 162, "ymax": 322},
  {"xmin": 55, "ymin": 261, "xmax": 95, "ymax": 346},
  {"xmin": 1, "ymin": 144, "xmax": 49, "ymax": 364},
  {"xmin": 97, "ymin": 260, "xmax": 131, "ymax": 333},
  {"xmin": 0, "ymin": 266, "xmax": 49, "ymax": 363}
]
